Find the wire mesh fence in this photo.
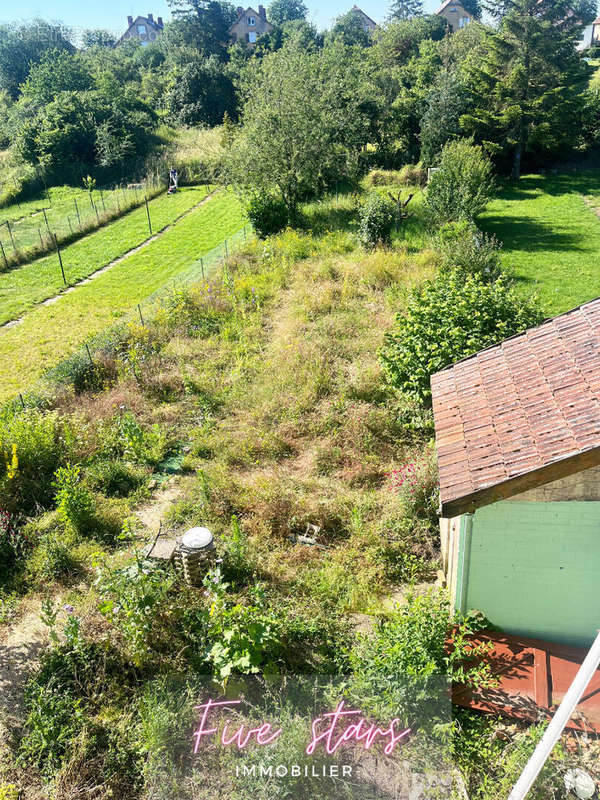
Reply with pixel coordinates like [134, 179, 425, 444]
[0, 179, 164, 270]
[11, 224, 253, 410]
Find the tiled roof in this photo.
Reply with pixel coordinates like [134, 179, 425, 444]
[431, 298, 600, 516]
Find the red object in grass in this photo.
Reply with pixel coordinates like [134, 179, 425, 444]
[452, 630, 600, 733]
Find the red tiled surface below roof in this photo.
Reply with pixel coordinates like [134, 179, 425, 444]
[431, 297, 600, 515]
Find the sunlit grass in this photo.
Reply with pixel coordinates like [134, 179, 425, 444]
[0, 191, 245, 400]
[0, 187, 209, 325]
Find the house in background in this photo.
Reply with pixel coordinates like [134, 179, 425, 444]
[229, 6, 274, 45]
[349, 5, 378, 33]
[117, 13, 164, 46]
[432, 297, 600, 648]
[577, 15, 600, 50]
[435, 0, 473, 32]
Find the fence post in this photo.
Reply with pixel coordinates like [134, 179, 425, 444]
[67, 216, 73, 235]
[138, 304, 145, 326]
[38, 228, 44, 248]
[100, 191, 106, 212]
[6, 220, 16, 251]
[42, 208, 51, 237]
[225, 239, 228, 258]
[0, 240, 7, 270]
[74, 198, 81, 228]
[85, 344, 93, 365]
[201, 257, 205, 279]
[54, 234, 66, 286]
[19, 393, 25, 410]
[145, 196, 153, 235]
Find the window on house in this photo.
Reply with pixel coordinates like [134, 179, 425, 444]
[458, 16, 470, 27]
[247, 16, 256, 25]
[138, 24, 147, 34]
[249, 31, 257, 42]
[449, 6, 457, 11]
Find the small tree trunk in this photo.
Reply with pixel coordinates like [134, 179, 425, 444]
[512, 141, 522, 180]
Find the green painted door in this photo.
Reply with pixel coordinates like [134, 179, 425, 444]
[458, 501, 600, 647]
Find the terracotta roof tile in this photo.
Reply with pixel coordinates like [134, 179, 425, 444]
[431, 297, 600, 516]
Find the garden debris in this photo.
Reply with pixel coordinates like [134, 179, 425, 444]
[288, 523, 327, 549]
[563, 768, 596, 799]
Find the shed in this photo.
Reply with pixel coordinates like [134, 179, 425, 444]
[431, 297, 600, 648]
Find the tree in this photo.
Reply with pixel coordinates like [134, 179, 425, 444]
[389, 0, 423, 21]
[0, 20, 74, 99]
[225, 42, 370, 217]
[461, 0, 482, 18]
[425, 139, 494, 224]
[166, 0, 237, 57]
[166, 56, 238, 126]
[329, 12, 373, 47]
[81, 29, 117, 48]
[21, 50, 93, 106]
[420, 72, 469, 166]
[462, 0, 595, 177]
[267, 0, 308, 25]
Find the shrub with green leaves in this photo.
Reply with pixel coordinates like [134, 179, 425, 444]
[0, 410, 72, 515]
[245, 192, 289, 238]
[86, 460, 147, 498]
[380, 270, 543, 405]
[97, 558, 175, 666]
[99, 411, 169, 467]
[358, 192, 396, 248]
[435, 221, 504, 283]
[53, 464, 95, 535]
[350, 590, 496, 721]
[425, 139, 494, 225]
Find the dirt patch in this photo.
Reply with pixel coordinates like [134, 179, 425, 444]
[135, 480, 183, 533]
[0, 596, 63, 732]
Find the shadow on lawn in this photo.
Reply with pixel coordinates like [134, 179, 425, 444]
[496, 171, 600, 201]
[481, 213, 589, 257]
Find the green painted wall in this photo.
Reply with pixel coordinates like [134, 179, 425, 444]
[458, 501, 600, 647]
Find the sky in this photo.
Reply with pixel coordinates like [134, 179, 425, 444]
[0, 0, 441, 34]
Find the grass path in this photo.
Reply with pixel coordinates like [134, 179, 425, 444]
[0, 187, 209, 326]
[0, 191, 244, 402]
[480, 171, 600, 315]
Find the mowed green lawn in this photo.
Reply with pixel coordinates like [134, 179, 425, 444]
[0, 191, 245, 402]
[0, 184, 151, 253]
[480, 171, 600, 315]
[0, 186, 208, 325]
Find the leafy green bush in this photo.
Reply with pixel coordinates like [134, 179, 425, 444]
[30, 530, 80, 582]
[399, 163, 427, 187]
[86, 459, 148, 498]
[389, 445, 439, 533]
[0, 410, 72, 514]
[435, 221, 504, 283]
[0, 508, 29, 581]
[97, 558, 175, 666]
[350, 590, 496, 720]
[160, 282, 233, 338]
[246, 192, 289, 238]
[99, 411, 169, 467]
[20, 610, 135, 780]
[358, 192, 396, 248]
[53, 464, 95, 535]
[425, 139, 494, 225]
[202, 568, 282, 683]
[380, 270, 543, 404]
[50, 348, 118, 394]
